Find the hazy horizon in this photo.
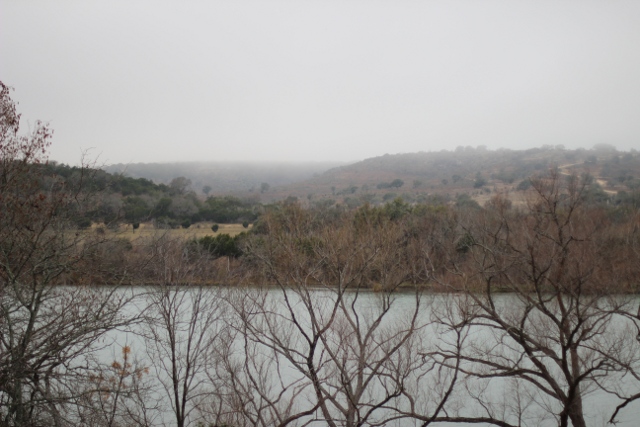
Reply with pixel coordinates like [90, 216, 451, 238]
[3, 1, 640, 166]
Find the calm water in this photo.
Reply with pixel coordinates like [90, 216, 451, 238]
[105, 288, 640, 427]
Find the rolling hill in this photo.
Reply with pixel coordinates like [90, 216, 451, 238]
[103, 145, 640, 207]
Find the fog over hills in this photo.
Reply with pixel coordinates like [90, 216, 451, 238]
[276, 145, 640, 205]
[104, 145, 640, 206]
[103, 161, 346, 195]
[6, 2, 640, 166]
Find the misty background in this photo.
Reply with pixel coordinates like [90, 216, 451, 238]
[2, 1, 640, 166]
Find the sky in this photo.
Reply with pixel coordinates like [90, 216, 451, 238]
[2, 1, 640, 166]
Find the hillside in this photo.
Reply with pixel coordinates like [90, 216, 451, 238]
[270, 145, 640, 206]
[101, 146, 640, 208]
[104, 161, 345, 195]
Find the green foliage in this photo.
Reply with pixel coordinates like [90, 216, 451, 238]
[123, 196, 149, 224]
[456, 232, 475, 253]
[626, 179, 640, 190]
[33, 144, 640, 231]
[390, 178, 404, 188]
[581, 184, 610, 206]
[336, 185, 358, 195]
[76, 217, 92, 229]
[199, 196, 259, 223]
[491, 169, 515, 184]
[110, 174, 164, 196]
[196, 233, 244, 258]
[382, 198, 411, 221]
[473, 172, 487, 189]
[614, 189, 640, 210]
[343, 197, 361, 209]
[153, 197, 173, 217]
[455, 194, 481, 210]
[377, 179, 404, 189]
[33, 159, 265, 228]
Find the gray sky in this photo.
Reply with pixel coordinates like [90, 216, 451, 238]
[2, 1, 640, 166]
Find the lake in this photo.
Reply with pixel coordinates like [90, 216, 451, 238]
[104, 287, 640, 427]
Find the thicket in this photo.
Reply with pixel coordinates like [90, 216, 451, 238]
[194, 233, 245, 258]
[28, 162, 262, 228]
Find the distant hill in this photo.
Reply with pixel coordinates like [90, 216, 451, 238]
[103, 146, 640, 207]
[271, 145, 640, 206]
[36, 144, 640, 231]
[103, 161, 346, 195]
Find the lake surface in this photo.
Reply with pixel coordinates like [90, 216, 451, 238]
[105, 287, 640, 427]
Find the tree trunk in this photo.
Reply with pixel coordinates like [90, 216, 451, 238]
[567, 346, 587, 427]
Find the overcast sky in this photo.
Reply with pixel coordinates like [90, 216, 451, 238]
[2, 1, 640, 166]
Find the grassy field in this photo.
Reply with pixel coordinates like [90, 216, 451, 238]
[92, 222, 252, 241]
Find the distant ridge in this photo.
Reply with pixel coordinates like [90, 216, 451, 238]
[274, 145, 640, 205]
[103, 146, 640, 206]
[103, 161, 346, 195]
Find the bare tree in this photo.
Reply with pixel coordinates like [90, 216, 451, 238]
[75, 345, 157, 427]
[222, 203, 457, 427]
[141, 234, 229, 427]
[0, 81, 136, 426]
[431, 171, 640, 427]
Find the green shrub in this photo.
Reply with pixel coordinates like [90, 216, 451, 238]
[76, 217, 92, 229]
[196, 233, 243, 258]
[516, 179, 532, 191]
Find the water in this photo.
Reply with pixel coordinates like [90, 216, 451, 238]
[103, 287, 640, 427]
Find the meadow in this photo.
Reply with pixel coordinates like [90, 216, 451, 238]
[93, 222, 252, 240]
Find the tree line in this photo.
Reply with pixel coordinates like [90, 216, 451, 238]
[3, 81, 640, 426]
[31, 160, 262, 230]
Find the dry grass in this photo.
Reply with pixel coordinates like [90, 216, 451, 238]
[91, 222, 251, 241]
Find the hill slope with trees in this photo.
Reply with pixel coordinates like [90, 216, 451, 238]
[274, 145, 640, 208]
[104, 160, 344, 195]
